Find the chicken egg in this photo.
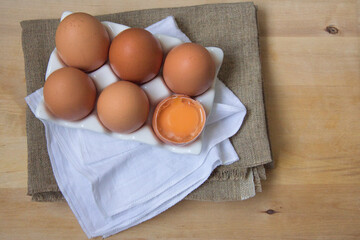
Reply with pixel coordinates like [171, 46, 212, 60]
[109, 28, 163, 84]
[163, 43, 216, 96]
[97, 81, 149, 133]
[43, 67, 97, 121]
[55, 12, 110, 72]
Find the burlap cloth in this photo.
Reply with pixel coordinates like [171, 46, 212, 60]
[22, 2, 272, 202]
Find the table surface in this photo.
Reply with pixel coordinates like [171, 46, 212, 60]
[1, 0, 359, 239]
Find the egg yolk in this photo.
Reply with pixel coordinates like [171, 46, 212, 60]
[155, 96, 205, 144]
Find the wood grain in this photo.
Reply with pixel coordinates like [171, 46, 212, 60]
[0, 0, 359, 239]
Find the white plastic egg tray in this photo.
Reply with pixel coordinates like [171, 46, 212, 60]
[35, 11, 224, 155]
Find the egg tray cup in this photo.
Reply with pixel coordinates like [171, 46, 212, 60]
[35, 11, 224, 155]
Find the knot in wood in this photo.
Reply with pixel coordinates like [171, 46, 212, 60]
[265, 209, 276, 215]
[325, 25, 339, 34]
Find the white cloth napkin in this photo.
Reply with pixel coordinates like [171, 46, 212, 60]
[25, 16, 247, 238]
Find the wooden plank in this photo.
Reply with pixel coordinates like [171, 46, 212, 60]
[1, 186, 359, 239]
[260, 37, 360, 86]
[259, 35, 360, 185]
[1, 0, 358, 35]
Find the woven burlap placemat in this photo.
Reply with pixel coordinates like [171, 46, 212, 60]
[22, 2, 272, 201]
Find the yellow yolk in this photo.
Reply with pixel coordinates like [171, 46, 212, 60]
[154, 96, 206, 144]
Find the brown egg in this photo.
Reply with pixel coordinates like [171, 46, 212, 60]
[97, 81, 149, 133]
[163, 43, 216, 96]
[55, 12, 110, 72]
[109, 28, 163, 84]
[44, 67, 97, 121]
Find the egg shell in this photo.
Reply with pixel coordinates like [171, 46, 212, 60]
[43, 67, 97, 121]
[55, 12, 110, 72]
[97, 81, 150, 133]
[163, 43, 216, 96]
[109, 28, 163, 84]
[152, 95, 206, 146]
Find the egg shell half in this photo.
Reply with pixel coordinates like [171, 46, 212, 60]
[152, 95, 206, 146]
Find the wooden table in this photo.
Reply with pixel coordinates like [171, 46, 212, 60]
[1, 0, 359, 239]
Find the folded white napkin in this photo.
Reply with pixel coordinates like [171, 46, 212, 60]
[25, 16, 247, 238]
